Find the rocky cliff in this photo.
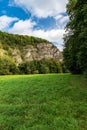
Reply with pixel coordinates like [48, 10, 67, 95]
[0, 31, 62, 65]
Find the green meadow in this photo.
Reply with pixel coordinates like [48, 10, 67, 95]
[0, 74, 87, 130]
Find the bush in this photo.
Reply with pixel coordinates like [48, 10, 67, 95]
[18, 59, 63, 74]
[0, 56, 18, 75]
[19, 61, 37, 74]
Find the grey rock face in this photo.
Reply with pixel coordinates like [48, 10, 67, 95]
[0, 42, 63, 64]
[23, 43, 62, 62]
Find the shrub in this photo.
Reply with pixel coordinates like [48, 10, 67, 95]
[18, 59, 63, 74]
[0, 56, 18, 75]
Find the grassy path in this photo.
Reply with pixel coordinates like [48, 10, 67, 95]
[0, 74, 87, 130]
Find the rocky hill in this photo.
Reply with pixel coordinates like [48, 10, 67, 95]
[0, 31, 62, 65]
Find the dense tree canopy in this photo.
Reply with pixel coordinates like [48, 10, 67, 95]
[63, 0, 87, 74]
[18, 59, 63, 75]
[0, 31, 48, 48]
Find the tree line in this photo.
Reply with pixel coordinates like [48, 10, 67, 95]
[63, 0, 87, 74]
[0, 57, 67, 75]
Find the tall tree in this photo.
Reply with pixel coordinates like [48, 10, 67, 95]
[63, 0, 87, 74]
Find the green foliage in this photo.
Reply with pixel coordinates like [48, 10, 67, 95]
[0, 31, 48, 49]
[39, 59, 63, 73]
[61, 63, 69, 73]
[18, 59, 63, 74]
[63, 0, 87, 74]
[0, 56, 19, 75]
[19, 61, 37, 74]
[38, 60, 50, 74]
[0, 31, 63, 75]
[0, 74, 86, 129]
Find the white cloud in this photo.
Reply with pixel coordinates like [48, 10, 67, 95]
[12, 0, 68, 18]
[59, 16, 69, 24]
[55, 14, 69, 29]
[8, 19, 36, 34]
[8, 19, 65, 50]
[32, 29, 64, 44]
[0, 15, 18, 31]
[31, 29, 65, 51]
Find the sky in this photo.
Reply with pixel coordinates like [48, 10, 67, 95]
[0, 0, 69, 51]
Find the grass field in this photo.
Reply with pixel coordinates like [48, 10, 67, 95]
[0, 74, 87, 130]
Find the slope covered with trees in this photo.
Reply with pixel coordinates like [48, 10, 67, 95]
[0, 31, 63, 75]
[63, 0, 87, 74]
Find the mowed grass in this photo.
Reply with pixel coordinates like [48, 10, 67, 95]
[0, 74, 87, 130]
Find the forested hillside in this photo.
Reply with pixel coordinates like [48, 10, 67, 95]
[0, 31, 63, 75]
